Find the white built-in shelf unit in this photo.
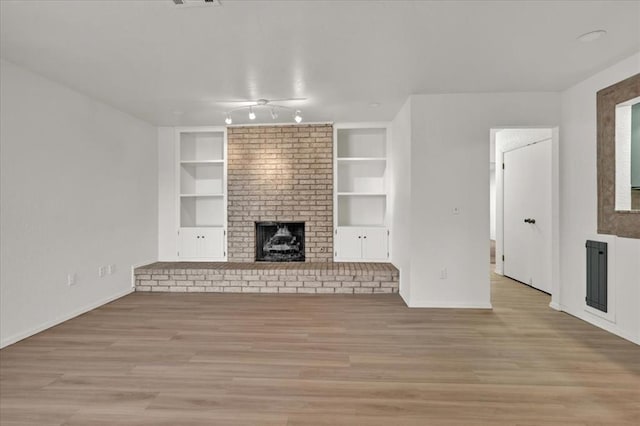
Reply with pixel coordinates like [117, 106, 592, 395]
[335, 127, 388, 227]
[178, 130, 226, 228]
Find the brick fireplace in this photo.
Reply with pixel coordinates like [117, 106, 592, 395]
[227, 124, 333, 262]
[135, 123, 399, 294]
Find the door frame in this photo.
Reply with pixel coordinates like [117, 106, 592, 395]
[492, 127, 561, 310]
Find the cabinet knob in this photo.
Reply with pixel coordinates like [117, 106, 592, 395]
[358, 236, 361, 239]
[363, 236, 367, 239]
[197, 236, 200, 239]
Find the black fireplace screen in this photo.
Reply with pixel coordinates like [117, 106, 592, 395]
[255, 221, 305, 262]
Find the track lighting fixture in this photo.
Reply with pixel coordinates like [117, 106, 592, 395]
[223, 98, 303, 124]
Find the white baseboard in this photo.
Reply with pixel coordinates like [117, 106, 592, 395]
[399, 288, 410, 307]
[560, 303, 639, 345]
[0, 288, 134, 349]
[408, 300, 493, 309]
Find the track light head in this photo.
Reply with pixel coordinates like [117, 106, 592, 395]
[294, 110, 303, 123]
[224, 114, 232, 125]
[270, 108, 278, 120]
[248, 107, 256, 120]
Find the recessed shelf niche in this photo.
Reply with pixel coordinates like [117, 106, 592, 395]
[337, 194, 387, 227]
[180, 196, 225, 228]
[337, 160, 386, 193]
[335, 125, 388, 229]
[337, 128, 386, 158]
[180, 132, 224, 162]
[180, 163, 224, 195]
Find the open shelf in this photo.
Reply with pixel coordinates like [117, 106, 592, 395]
[180, 162, 224, 195]
[337, 194, 386, 227]
[337, 160, 386, 193]
[337, 128, 386, 158]
[180, 132, 224, 162]
[180, 196, 224, 228]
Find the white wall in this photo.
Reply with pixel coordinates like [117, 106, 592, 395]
[0, 60, 158, 348]
[390, 99, 412, 302]
[158, 127, 176, 260]
[405, 93, 560, 308]
[559, 53, 640, 344]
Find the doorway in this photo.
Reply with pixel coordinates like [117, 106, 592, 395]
[491, 128, 558, 300]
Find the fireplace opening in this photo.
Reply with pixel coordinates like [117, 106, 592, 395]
[255, 221, 305, 262]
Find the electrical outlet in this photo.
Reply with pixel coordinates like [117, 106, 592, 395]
[98, 266, 106, 278]
[67, 273, 77, 286]
[107, 264, 116, 275]
[440, 268, 448, 279]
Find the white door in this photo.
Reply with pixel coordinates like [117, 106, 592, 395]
[335, 227, 362, 259]
[503, 140, 552, 293]
[362, 228, 388, 260]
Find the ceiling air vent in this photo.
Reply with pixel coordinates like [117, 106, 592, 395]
[172, 0, 222, 8]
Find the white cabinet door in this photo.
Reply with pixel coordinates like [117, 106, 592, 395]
[200, 228, 225, 259]
[179, 228, 225, 260]
[179, 228, 199, 259]
[335, 227, 363, 260]
[335, 227, 389, 261]
[362, 227, 388, 261]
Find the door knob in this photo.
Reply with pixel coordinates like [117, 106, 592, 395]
[529, 218, 536, 224]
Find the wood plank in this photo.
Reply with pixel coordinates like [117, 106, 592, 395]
[1, 272, 639, 425]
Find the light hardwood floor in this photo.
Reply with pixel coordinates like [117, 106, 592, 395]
[1, 273, 639, 425]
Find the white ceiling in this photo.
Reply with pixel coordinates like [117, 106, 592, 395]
[1, 0, 639, 126]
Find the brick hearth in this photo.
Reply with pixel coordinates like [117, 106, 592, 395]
[135, 262, 399, 294]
